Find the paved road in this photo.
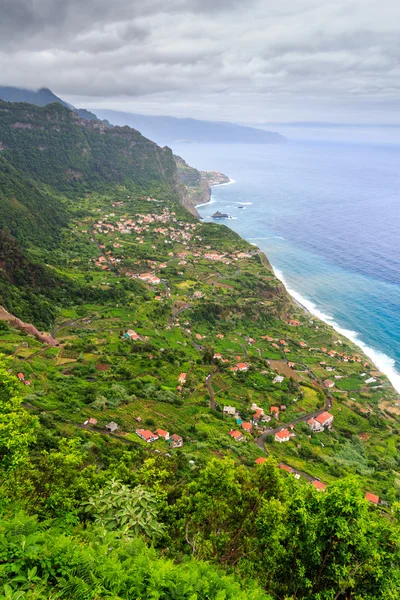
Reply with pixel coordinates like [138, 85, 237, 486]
[168, 303, 191, 326]
[257, 395, 333, 449]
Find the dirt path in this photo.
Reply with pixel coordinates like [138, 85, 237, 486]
[205, 370, 219, 410]
[0, 305, 57, 346]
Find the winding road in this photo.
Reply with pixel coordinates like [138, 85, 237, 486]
[257, 395, 333, 450]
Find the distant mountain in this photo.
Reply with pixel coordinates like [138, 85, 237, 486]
[0, 86, 107, 125]
[93, 110, 287, 145]
[0, 86, 72, 108]
[0, 86, 286, 144]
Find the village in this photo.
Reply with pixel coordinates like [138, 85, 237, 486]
[2, 190, 398, 504]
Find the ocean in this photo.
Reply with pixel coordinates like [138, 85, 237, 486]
[172, 137, 400, 392]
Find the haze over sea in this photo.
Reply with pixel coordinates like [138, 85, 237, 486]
[172, 130, 400, 392]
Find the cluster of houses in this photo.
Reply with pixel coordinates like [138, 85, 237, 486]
[86, 419, 184, 449]
[16, 372, 31, 385]
[136, 428, 183, 448]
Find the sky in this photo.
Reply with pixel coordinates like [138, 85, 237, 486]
[1, 0, 400, 124]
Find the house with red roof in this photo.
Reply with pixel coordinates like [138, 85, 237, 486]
[307, 417, 324, 432]
[275, 429, 290, 443]
[365, 492, 379, 505]
[242, 421, 252, 432]
[323, 379, 335, 388]
[313, 480, 326, 491]
[279, 464, 293, 473]
[169, 434, 183, 448]
[178, 373, 187, 385]
[252, 408, 264, 424]
[228, 429, 245, 442]
[156, 429, 170, 440]
[270, 406, 279, 418]
[236, 362, 249, 371]
[315, 412, 334, 428]
[255, 457, 267, 464]
[136, 429, 159, 443]
[125, 329, 140, 340]
[17, 372, 24, 381]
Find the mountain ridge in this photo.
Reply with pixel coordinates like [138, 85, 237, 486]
[0, 85, 287, 145]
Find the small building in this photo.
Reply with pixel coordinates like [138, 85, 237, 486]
[275, 429, 290, 443]
[223, 405, 236, 416]
[270, 406, 280, 418]
[242, 421, 252, 432]
[236, 362, 249, 372]
[315, 411, 334, 428]
[213, 353, 222, 360]
[136, 429, 159, 443]
[169, 434, 183, 448]
[307, 418, 324, 432]
[365, 492, 379, 505]
[255, 457, 267, 465]
[156, 428, 169, 440]
[228, 429, 245, 442]
[273, 375, 284, 384]
[323, 379, 335, 388]
[312, 480, 326, 491]
[125, 329, 140, 340]
[278, 464, 293, 473]
[178, 373, 187, 385]
[105, 421, 119, 433]
[17, 372, 24, 381]
[252, 409, 264, 423]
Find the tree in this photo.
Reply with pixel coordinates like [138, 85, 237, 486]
[0, 355, 38, 470]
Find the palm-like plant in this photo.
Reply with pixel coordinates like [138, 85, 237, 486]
[83, 478, 165, 539]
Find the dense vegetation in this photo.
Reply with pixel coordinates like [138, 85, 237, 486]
[1, 99, 400, 598]
[1, 356, 400, 599]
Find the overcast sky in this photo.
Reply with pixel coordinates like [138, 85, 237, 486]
[1, 0, 400, 124]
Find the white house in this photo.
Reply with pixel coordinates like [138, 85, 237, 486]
[307, 418, 324, 432]
[275, 429, 290, 443]
[315, 411, 334, 428]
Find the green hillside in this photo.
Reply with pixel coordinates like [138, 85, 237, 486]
[1, 99, 400, 599]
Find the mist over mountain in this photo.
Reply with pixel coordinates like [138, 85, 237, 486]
[0, 86, 72, 108]
[0, 85, 286, 145]
[94, 110, 287, 145]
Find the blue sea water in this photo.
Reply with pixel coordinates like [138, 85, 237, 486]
[172, 139, 400, 392]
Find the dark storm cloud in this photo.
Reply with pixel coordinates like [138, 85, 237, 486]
[0, 0, 399, 122]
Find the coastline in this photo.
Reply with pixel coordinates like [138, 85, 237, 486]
[196, 178, 400, 395]
[195, 178, 236, 208]
[272, 265, 400, 394]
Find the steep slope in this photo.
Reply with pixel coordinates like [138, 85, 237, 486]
[0, 100, 184, 327]
[0, 154, 67, 247]
[175, 154, 230, 216]
[0, 86, 287, 144]
[0, 101, 178, 196]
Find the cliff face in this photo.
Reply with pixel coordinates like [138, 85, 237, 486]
[0, 101, 178, 195]
[174, 154, 230, 216]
